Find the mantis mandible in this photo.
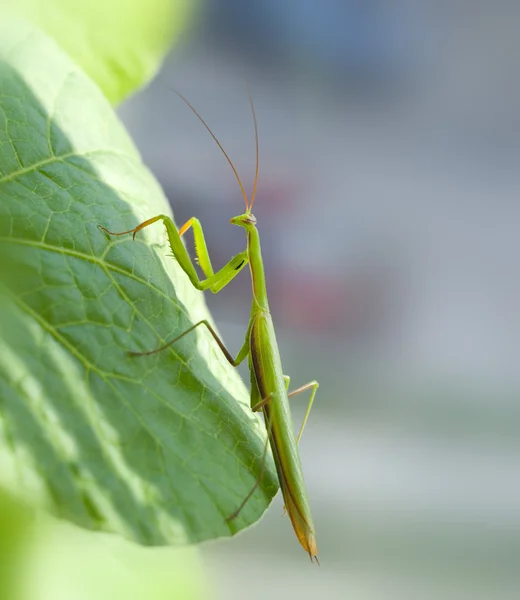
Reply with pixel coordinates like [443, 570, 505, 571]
[100, 91, 319, 562]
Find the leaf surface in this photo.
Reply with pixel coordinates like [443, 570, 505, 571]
[0, 19, 277, 546]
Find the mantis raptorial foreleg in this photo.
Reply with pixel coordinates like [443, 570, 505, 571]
[99, 214, 249, 293]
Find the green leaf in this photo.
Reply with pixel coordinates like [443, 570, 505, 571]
[0, 489, 33, 600]
[0, 18, 277, 547]
[2, 0, 196, 104]
[23, 517, 208, 600]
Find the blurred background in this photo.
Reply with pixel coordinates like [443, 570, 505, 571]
[114, 1, 520, 598]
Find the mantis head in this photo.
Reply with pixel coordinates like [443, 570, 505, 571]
[230, 212, 257, 229]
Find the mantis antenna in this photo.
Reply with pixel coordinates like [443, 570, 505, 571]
[172, 90, 250, 211]
[246, 86, 259, 211]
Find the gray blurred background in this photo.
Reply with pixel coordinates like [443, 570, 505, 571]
[118, 2, 520, 598]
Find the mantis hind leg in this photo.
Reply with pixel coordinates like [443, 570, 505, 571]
[226, 386, 275, 523]
[282, 378, 319, 515]
[229, 377, 320, 520]
[288, 380, 319, 444]
[278, 376, 319, 443]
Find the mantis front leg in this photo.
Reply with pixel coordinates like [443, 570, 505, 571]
[100, 214, 248, 293]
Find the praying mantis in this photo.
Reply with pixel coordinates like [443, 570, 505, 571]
[100, 91, 319, 562]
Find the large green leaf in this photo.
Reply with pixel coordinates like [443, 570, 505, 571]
[0, 18, 277, 547]
[2, 0, 195, 104]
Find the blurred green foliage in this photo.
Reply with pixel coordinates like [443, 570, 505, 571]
[0, 489, 207, 600]
[0, 489, 33, 600]
[1, 0, 197, 104]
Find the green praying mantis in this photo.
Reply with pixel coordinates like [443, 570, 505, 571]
[100, 91, 319, 562]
